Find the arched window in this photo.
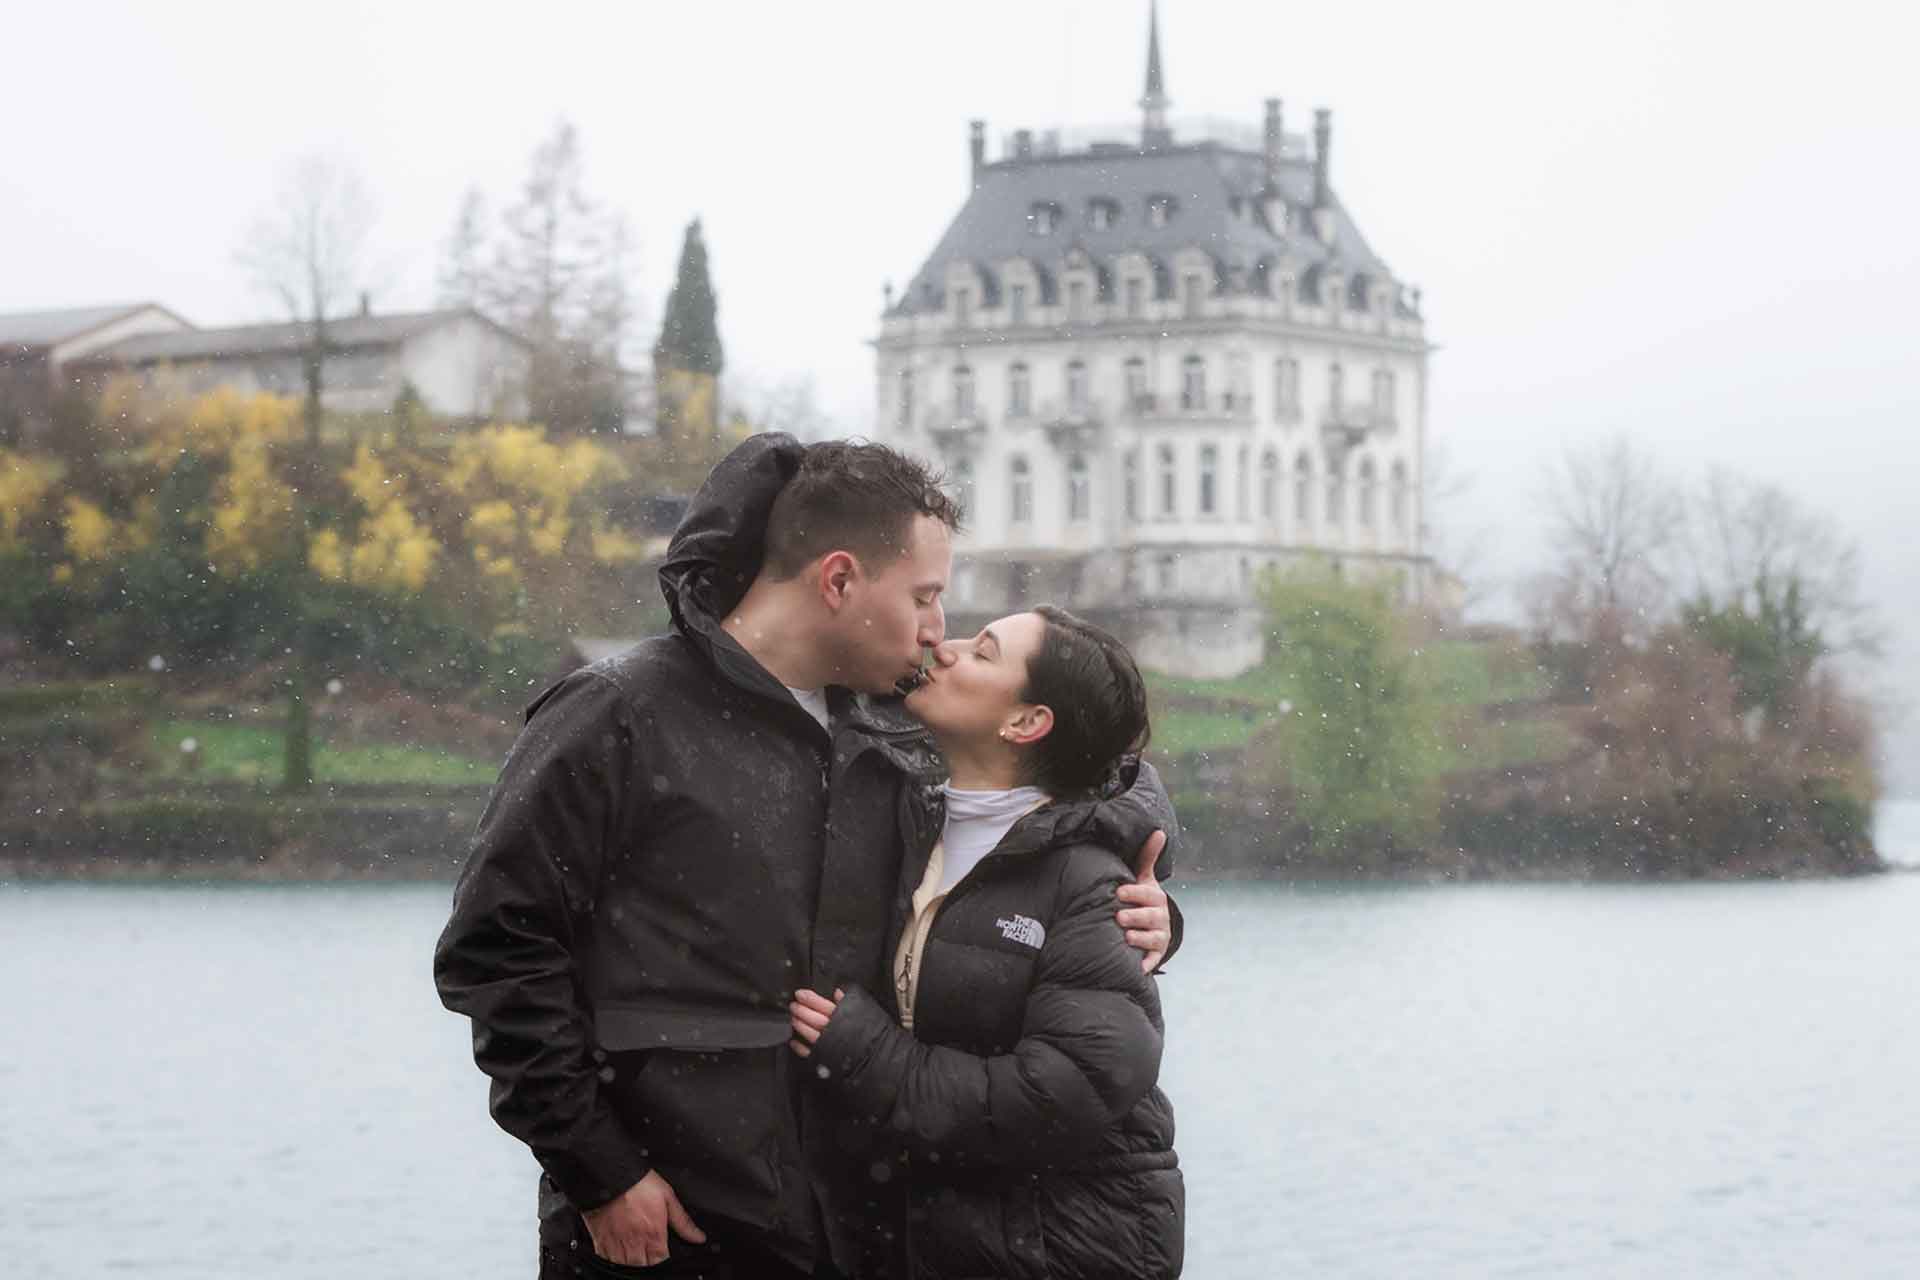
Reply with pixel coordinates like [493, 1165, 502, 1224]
[1326, 460, 1346, 531]
[1236, 444, 1250, 520]
[1390, 460, 1410, 539]
[951, 456, 975, 521]
[1327, 361, 1344, 410]
[1260, 449, 1279, 522]
[1065, 359, 1088, 413]
[1157, 443, 1177, 517]
[1294, 451, 1314, 532]
[1067, 453, 1091, 522]
[1155, 553, 1177, 594]
[954, 365, 975, 418]
[1007, 363, 1030, 418]
[1124, 356, 1149, 408]
[1124, 449, 1140, 521]
[897, 368, 915, 429]
[1198, 445, 1219, 516]
[1009, 455, 1032, 524]
[1180, 356, 1206, 411]
[1358, 457, 1378, 532]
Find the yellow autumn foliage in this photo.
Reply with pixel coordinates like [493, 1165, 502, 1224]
[206, 435, 296, 573]
[311, 444, 442, 594]
[62, 497, 118, 562]
[443, 425, 632, 581]
[0, 449, 64, 549]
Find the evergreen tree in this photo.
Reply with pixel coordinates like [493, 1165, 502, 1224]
[650, 219, 727, 473]
[654, 219, 723, 376]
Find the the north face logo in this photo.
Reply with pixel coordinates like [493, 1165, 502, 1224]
[995, 914, 1046, 949]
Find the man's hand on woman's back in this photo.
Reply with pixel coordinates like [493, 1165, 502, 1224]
[1116, 829, 1172, 973]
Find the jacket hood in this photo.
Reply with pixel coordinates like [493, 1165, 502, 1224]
[656, 433, 806, 699]
[659, 432, 805, 632]
[997, 757, 1181, 871]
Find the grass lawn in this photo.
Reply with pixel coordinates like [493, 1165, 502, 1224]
[148, 719, 498, 785]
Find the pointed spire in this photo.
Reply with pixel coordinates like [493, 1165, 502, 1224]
[1145, 0, 1165, 99]
[1139, 0, 1172, 149]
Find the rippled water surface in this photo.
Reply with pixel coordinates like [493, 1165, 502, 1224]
[5, 804, 1918, 1277]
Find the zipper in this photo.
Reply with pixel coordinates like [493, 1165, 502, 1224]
[896, 805, 1050, 1029]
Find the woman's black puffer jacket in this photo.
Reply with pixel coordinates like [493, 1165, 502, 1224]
[808, 764, 1183, 1280]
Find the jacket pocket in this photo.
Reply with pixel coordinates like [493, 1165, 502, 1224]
[593, 1002, 791, 1230]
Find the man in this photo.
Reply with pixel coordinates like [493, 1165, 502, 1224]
[435, 434, 1180, 1278]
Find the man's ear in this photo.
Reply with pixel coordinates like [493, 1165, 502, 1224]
[1007, 704, 1054, 746]
[817, 551, 858, 612]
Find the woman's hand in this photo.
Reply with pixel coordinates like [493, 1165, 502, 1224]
[789, 987, 843, 1057]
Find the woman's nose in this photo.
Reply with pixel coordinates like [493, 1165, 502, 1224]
[930, 641, 961, 667]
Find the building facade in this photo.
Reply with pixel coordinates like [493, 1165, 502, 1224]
[0, 303, 192, 444]
[70, 308, 529, 421]
[872, 13, 1432, 676]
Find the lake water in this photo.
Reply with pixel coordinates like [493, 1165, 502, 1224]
[4, 803, 1918, 1278]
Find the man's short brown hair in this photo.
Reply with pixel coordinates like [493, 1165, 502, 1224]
[762, 441, 962, 579]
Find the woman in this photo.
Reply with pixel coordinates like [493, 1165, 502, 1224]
[790, 605, 1183, 1279]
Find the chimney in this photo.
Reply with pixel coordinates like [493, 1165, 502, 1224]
[1263, 98, 1284, 191]
[1013, 129, 1034, 161]
[969, 120, 986, 183]
[1312, 108, 1332, 209]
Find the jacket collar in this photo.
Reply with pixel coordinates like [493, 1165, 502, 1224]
[982, 756, 1169, 865]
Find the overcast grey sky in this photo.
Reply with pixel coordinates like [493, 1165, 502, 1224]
[7, 0, 1918, 788]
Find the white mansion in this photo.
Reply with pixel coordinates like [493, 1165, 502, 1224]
[871, 13, 1433, 677]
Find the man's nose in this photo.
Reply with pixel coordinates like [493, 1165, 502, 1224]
[919, 604, 947, 651]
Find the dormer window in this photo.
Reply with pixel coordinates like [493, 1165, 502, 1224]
[1125, 277, 1145, 319]
[1182, 273, 1205, 317]
[1027, 202, 1061, 235]
[953, 286, 971, 327]
[1146, 195, 1177, 229]
[1087, 198, 1120, 231]
[1066, 280, 1088, 323]
[1009, 283, 1028, 326]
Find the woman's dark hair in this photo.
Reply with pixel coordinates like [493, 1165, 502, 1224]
[1019, 605, 1152, 795]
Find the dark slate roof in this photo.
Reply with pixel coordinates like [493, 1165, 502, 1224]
[77, 308, 522, 365]
[0, 303, 183, 351]
[895, 142, 1388, 314]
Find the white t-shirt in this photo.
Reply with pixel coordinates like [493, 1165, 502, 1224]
[937, 784, 1051, 894]
[785, 685, 830, 732]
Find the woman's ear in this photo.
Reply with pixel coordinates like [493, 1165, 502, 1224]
[1006, 704, 1054, 746]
